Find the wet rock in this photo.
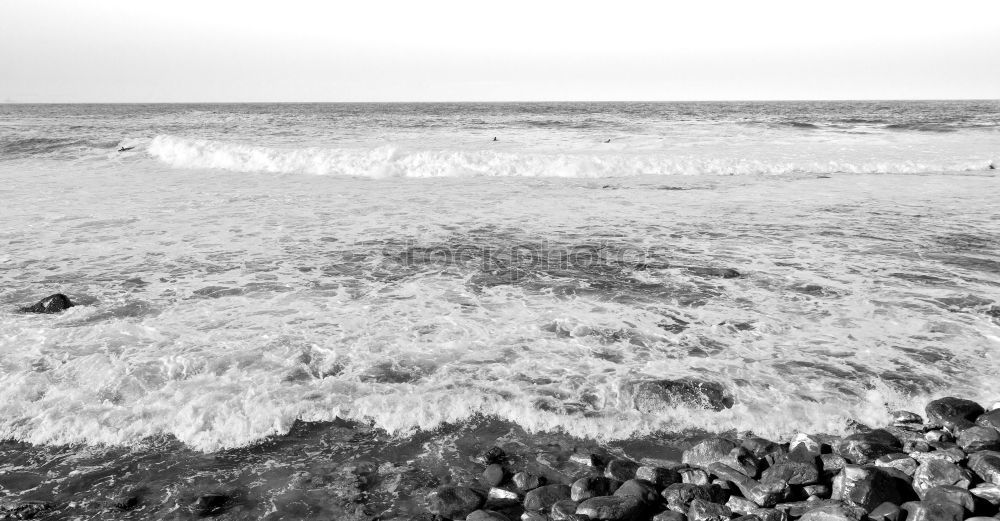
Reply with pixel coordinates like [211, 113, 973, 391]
[189, 493, 233, 517]
[802, 484, 831, 499]
[904, 439, 932, 453]
[900, 499, 964, 521]
[686, 267, 741, 279]
[0, 500, 51, 519]
[19, 293, 74, 313]
[743, 438, 782, 459]
[571, 476, 619, 502]
[689, 498, 732, 521]
[968, 450, 1000, 484]
[910, 448, 963, 465]
[569, 452, 607, 468]
[427, 486, 486, 519]
[775, 500, 842, 518]
[489, 488, 519, 501]
[520, 513, 547, 521]
[551, 499, 579, 520]
[830, 465, 903, 511]
[614, 479, 662, 504]
[912, 459, 973, 498]
[708, 463, 788, 507]
[484, 464, 508, 487]
[875, 454, 918, 476]
[868, 501, 901, 521]
[760, 461, 819, 485]
[892, 411, 924, 426]
[836, 429, 902, 465]
[513, 472, 544, 492]
[576, 495, 647, 520]
[111, 493, 140, 511]
[683, 438, 739, 469]
[479, 446, 508, 465]
[790, 433, 824, 460]
[524, 484, 572, 512]
[925, 397, 984, 431]
[969, 483, 1000, 505]
[654, 511, 688, 521]
[976, 409, 1000, 431]
[797, 503, 866, 521]
[633, 379, 735, 413]
[726, 496, 760, 515]
[637, 465, 682, 488]
[922, 485, 974, 511]
[605, 459, 640, 481]
[957, 426, 1000, 452]
[819, 454, 847, 478]
[733, 516, 762, 521]
[467, 510, 511, 521]
[924, 430, 953, 443]
[663, 483, 714, 512]
[681, 468, 712, 485]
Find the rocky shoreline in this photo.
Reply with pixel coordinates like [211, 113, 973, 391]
[415, 397, 1000, 521]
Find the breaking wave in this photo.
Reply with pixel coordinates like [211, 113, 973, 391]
[148, 134, 995, 178]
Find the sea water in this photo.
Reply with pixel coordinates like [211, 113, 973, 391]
[1, 101, 999, 517]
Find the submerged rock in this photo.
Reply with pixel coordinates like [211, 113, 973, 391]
[19, 293, 74, 313]
[686, 267, 741, 279]
[632, 379, 735, 413]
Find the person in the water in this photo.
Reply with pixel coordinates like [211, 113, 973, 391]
[118, 146, 134, 152]
[492, 137, 497, 141]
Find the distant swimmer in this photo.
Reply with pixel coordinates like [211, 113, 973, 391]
[604, 139, 611, 143]
[990, 163, 996, 170]
[118, 146, 134, 152]
[492, 137, 497, 141]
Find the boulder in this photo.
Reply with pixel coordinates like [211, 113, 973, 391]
[910, 448, 963, 465]
[797, 503, 866, 521]
[479, 446, 507, 465]
[513, 471, 544, 492]
[683, 438, 738, 470]
[708, 462, 788, 507]
[802, 484, 831, 499]
[605, 459, 640, 481]
[922, 485, 974, 511]
[819, 454, 847, 478]
[467, 510, 511, 521]
[750, 508, 788, 521]
[760, 461, 819, 485]
[925, 397, 984, 431]
[524, 484, 572, 512]
[868, 501, 901, 521]
[968, 451, 1000, 484]
[726, 496, 759, 515]
[874, 454, 918, 476]
[571, 476, 619, 502]
[576, 495, 647, 520]
[551, 499, 579, 520]
[688, 498, 732, 521]
[638, 466, 683, 488]
[633, 379, 735, 413]
[900, 500, 964, 521]
[663, 483, 713, 512]
[427, 486, 486, 519]
[912, 460, 973, 498]
[830, 465, 903, 511]
[957, 426, 1000, 452]
[976, 409, 1000, 431]
[891, 411, 924, 426]
[653, 511, 688, 521]
[569, 452, 607, 468]
[681, 468, 712, 485]
[836, 430, 902, 465]
[775, 501, 842, 518]
[743, 438, 782, 459]
[924, 430, 953, 443]
[483, 464, 507, 487]
[969, 483, 1000, 505]
[614, 479, 662, 505]
[19, 293, 74, 313]
[789, 433, 824, 461]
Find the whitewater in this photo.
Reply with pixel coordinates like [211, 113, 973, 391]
[0, 102, 999, 473]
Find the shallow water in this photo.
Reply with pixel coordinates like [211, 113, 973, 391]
[1, 102, 999, 518]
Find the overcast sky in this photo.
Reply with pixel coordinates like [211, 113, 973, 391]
[1, 0, 998, 102]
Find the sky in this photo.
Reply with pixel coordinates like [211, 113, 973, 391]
[1, 0, 998, 102]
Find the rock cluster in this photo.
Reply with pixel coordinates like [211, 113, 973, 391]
[418, 397, 1000, 521]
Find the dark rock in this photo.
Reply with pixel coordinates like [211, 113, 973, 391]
[957, 426, 1000, 452]
[707, 462, 788, 507]
[790, 434, 824, 461]
[569, 452, 608, 468]
[925, 397, 985, 431]
[112, 493, 140, 511]
[819, 454, 847, 478]
[976, 410, 1000, 431]
[875, 454, 918, 476]
[904, 439, 932, 453]
[912, 459, 973, 498]
[892, 411, 924, 425]
[743, 438, 782, 459]
[427, 486, 486, 519]
[836, 429, 902, 465]
[483, 463, 507, 487]
[911, 446, 963, 464]
[688, 498, 732, 521]
[654, 512, 688, 521]
[638, 466, 683, 488]
[633, 379, 735, 413]
[663, 483, 713, 512]
[524, 484, 572, 512]
[479, 446, 507, 465]
[802, 484, 831, 499]
[551, 499, 579, 520]
[681, 468, 712, 485]
[726, 496, 760, 515]
[750, 508, 789, 521]
[900, 499, 964, 521]
[733, 516, 762, 521]
[969, 483, 1000, 505]
[924, 430, 953, 443]
[513, 471, 544, 491]
[614, 479, 663, 505]
[467, 510, 512, 521]
[761, 461, 819, 485]
[868, 501, 901, 521]
[799, 503, 866, 521]
[576, 495, 647, 520]
[571, 476, 619, 502]
[605, 459, 640, 481]
[923, 485, 974, 511]
[830, 465, 903, 511]
[19, 293, 74, 313]
[189, 493, 233, 516]
[686, 267, 741, 279]
[683, 438, 739, 469]
[968, 451, 1000, 484]
[0, 500, 52, 519]
[775, 500, 842, 518]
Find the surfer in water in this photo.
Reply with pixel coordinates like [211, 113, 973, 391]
[118, 146, 134, 152]
[604, 139, 611, 143]
[492, 137, 497, 141]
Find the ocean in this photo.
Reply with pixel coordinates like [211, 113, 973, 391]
[1, 101, 999, 519]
